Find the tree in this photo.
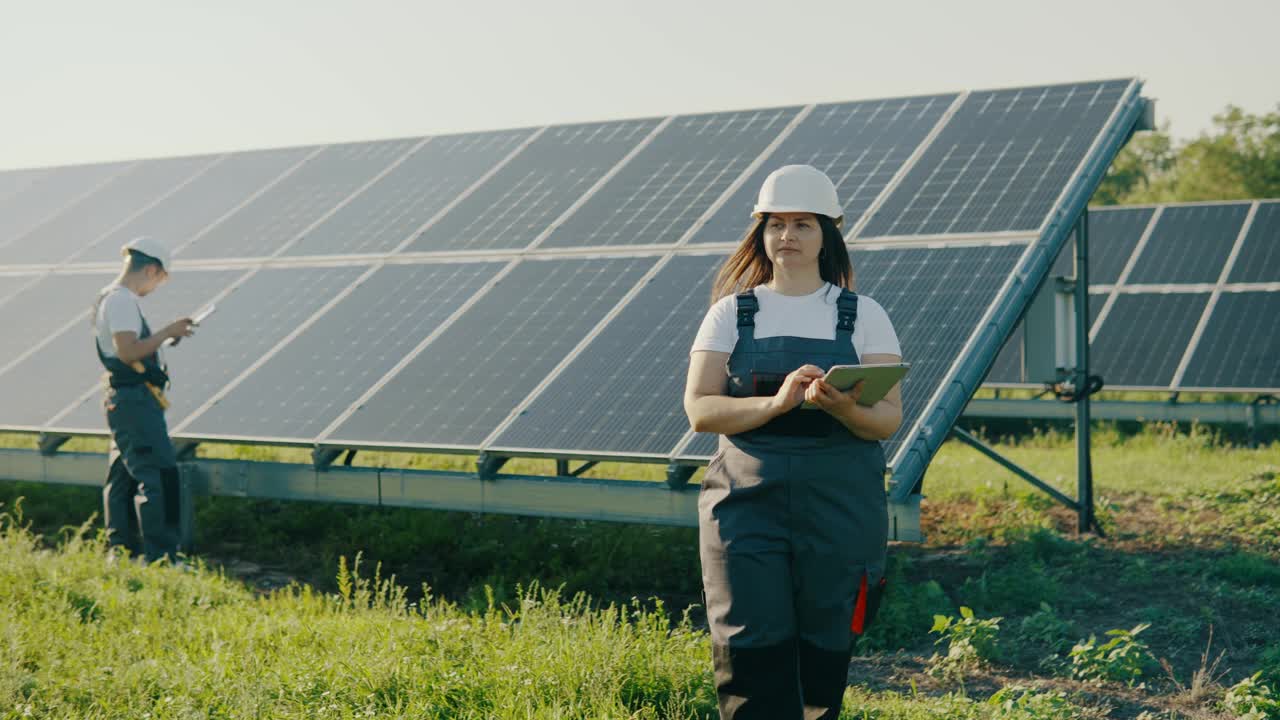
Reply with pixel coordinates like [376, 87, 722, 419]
[1093, 104, 1280, 205]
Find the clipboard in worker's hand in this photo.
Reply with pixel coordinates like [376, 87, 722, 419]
[801, 362, 910, 409]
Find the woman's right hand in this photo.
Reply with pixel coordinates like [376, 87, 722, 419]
[770, 365, 825, 416]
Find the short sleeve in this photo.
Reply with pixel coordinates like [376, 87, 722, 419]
[102, 290, 143, 337]
[854, 297, 901, 357]
[690, 295, 737, 354]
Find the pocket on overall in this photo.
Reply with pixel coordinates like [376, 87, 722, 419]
[850, 569, 888, 635]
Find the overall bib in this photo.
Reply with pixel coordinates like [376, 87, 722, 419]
[698, 287, 889, 720]
[95, 292, 180, 562]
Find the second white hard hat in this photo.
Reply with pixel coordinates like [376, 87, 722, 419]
[120, 236, 172, 272]
[753, 164, 843, 227]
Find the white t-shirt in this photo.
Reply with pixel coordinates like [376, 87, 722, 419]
[95, 284, 157, 362]
[691, 283, 901, 359]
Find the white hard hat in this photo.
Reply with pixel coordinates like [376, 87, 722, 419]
[120, 236, 171, 272]
[753, 164, 843, 227]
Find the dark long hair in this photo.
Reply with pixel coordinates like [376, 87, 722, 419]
[710, 213, 855, 302]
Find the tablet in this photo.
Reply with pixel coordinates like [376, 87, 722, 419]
[801, 362, 909, 409]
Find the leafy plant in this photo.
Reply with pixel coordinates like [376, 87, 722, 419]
[1221, 673, 1280, 720]
[1068, 623, 1154, 684]
[928, 606, 1002, 680]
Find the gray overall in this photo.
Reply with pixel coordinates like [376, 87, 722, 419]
[95, 291, 181, 562]
[698, 287, 889, 720]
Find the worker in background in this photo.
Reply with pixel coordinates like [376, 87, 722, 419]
[684, 165, 904, 719]
[94, 237, 195, 564]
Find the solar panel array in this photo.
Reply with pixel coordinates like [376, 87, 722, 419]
[0, 79, 1146, 492]
[986, 199, 1280, 393]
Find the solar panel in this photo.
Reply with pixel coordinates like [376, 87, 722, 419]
[403, 120, 661, 252]
[68, 147, 315, 264]
[52, 265, 365, 431]
[861, 80, 1131, 238]
[1179, 291, 1280, 391]
[676, 242, 1029, 462]
[326, 256, 655, 449]
[538, 108, 800, 248]
[284, 130, 535, 257]
[1086, 206, 1156, 284]
[0, 273, 114, 363]
[489, 253, 723, 457]
[12, 157, 220, 266]
[1125, 203, 1250, 285]
[1090, 292, 1210, 388]
[0, 168, 50, 205]
[0, 162, 131, 255]
[692, 94, 958, 245]
[1, 270, 242, 430]
[179, 261, 502, 442]
[177, 139, 417, 259]
[1227, 201, 1280, 283]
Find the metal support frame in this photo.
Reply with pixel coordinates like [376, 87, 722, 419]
[477, 452, 509, 480]
[312, 447, 344, 470]
[665, 463, 696, 489]
[554, 459, 597, 478]
[175, 441, 200, 462]
[1250, 396, 1279, 448]
[1073, 209, 1095, 533]
[951, 426, 1078, 512]
[952, 213, 1100, 535]
[37, 433, 70, 456]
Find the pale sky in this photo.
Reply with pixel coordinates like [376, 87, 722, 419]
[1, 0, 1276, 171]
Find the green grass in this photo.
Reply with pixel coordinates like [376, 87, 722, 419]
[2, 426, 1280, 717]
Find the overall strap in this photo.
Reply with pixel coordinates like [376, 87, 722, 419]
[835, 288, 858, 349]
[734, 290, 758, 348]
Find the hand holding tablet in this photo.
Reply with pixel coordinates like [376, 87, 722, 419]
[800, 362, 909, 409]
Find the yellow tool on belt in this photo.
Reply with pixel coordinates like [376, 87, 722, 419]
[130, 361, 170, 410]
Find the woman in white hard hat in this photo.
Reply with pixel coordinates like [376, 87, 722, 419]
[684, 165, 903, 719]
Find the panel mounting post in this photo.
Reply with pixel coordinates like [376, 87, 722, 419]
[1073, 210, 1097, 534]
[37, 434, 71, 456]
[477, 452, 508, 480]
[312, 447, 344, 470]
[665, 463, 696, 490]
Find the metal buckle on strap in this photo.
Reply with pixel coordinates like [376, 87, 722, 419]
[736, 292, 758, 328]
[836, 291, 858, 332]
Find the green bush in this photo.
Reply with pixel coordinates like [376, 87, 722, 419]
[1068, 624, 1154, 684]
[928, 606, 1002, 680]
[1221, 673, 1280, 720]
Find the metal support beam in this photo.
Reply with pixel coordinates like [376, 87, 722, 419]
[1074, 211, 1095, 534]
[556, 459, 570, 476]
[950, 426, 1078, 512]
[312, 447, 343, 470]
[1250, 396, 1279, 448]
[476, 452, 508, 480]
[342, 449, 357, 467]
[37, 434, 71, 456]
[178, 467, 197, 553]
[666, 463, 696, 489]
[175, 441, 200, 462]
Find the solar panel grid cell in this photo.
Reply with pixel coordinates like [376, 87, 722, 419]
[16, 156, 219, 265]
[1089, 292, 1210, 387]
[180, 261, 502, 441]
[328, 256, 656, 448]
[285, 130, 535, 257]
[406, 120, 661, 253]
[72, 147, 315, 264]
[1226, 201, 1280, 283]
[490, 253, 723, 456]
[693, 95, 957, 245]
[54, 265, 365, 431]
[0, 162, 133, 256]
[862, 81, 1130, 237]
[3, 269, 243, 430]
[1125, 203, 1250, 285]
[1180, 291, 1280, 390]
[178, 139, 418, 259]
[541, 108, 799, 248]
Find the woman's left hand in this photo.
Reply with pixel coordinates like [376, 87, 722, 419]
[805, 379, 862, 417]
